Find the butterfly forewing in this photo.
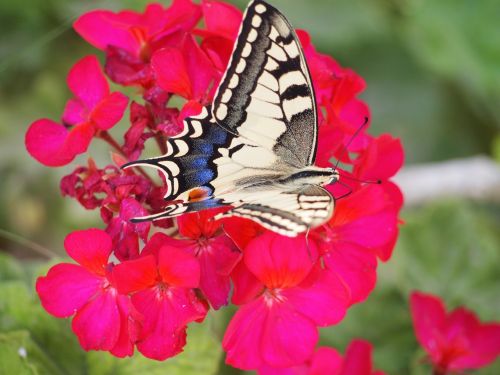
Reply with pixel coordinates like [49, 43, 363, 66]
[212, 0, 318, 168]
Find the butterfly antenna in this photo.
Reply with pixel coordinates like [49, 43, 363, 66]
[334, 116, 370, 171]
[338, 174, 382, 185]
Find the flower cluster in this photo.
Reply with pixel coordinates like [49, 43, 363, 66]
[28, 0, 405, 372]
[410, 292, 500, 374]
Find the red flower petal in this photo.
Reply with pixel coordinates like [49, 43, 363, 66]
[109, 295, 142, 358]
[309, 347, 343, 374]
[90, 91, 129, 130]
[74, 11, 139, 56]
[25, 119, 76, 167]
[223, 298, 271, 370]
[197, 234, 241, 309]
[64, 122, 95, 155]
[354, 134, 404, 181]
[284, 270, 349, 326]
[157, 245, 200, 288]
[245, 233, 317, 289]
[132, 286, 207, 360]
[152, 47, 192, 98]
[200, 0, 242, 40]
[64, 228, 112, 275]
[261, 301, 319, 368]
[113, 255, 157, 294]
[67, 56, 109, 110]
[62, 99, 86, 126]
[323, 243, 377, 305]
[36, 263, 101, 318]
[231, 260, 264, 305]
[72, 289, 121, 351]
[342, 340, 376, 375]
[410, 291, 447, 360]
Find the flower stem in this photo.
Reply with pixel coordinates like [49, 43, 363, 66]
[0, 228, 57, 259]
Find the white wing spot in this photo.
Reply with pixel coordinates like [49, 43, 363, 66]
[159, 160, 180, 176]
[260, 71, 279, 91]
[229, 74, 239, 89]
[279, 71, 307, 93]
[265, 57, 279, 71]
[268, 43, 287, 61]
[191, 120, 203, 138]
[252, 15, 262, 27]
[174, 139, 189, 156]
[242, 43, 252, 58]
[236, 59, 246, 73]
[217, 104, 228, 120]
[248, 28, 258, 42]
[283, 96, 312, 121]
[284, 42, 300, 58]
[255, 4, 267, 14]
[269, 26, 280, 42]
[221, 89, 232, 103]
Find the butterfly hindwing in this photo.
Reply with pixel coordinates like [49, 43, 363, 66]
[215, 184, 334, 236]
[212, 0, 317, 168]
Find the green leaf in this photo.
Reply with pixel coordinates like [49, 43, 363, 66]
[87, 318, 223, 375]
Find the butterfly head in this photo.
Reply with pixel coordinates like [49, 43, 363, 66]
[328, 168, 340, 185]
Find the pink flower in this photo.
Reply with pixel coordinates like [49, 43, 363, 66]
[151, 34, 218, 102]
[74, 1, 201, 87]
[113, 240, 208, 360]
[195, 0, 242, 71]
[354, 134, 405, 181]
[223, 232, 349, 370]
[74, 0, 201, 61]
[36, 229, 141, 357]
[26, 56, 128, 166]
[324, 184, 402, 262]
[410, 291, 500, 374]
[259, 340, 385, 375]
[161, 210, 242, 310]
[104, 198, 151, 261]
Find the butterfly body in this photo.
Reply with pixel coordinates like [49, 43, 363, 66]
[124, 0, 339, 236]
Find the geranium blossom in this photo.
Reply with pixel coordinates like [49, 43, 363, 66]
[410, 291, 500, 374]
[27, 0, 405, 371]
[223, 232, 350, 369]
[113, 238, 208, 360]
[36, 229, 141, 357]
[259, 340, 385, 375]
[158, 210, 242, 310]
[26, 56, 128, 166]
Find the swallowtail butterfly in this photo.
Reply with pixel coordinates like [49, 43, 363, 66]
[124, 0, 340, 237]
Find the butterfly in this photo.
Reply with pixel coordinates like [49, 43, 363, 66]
[123, 0, 340, 237]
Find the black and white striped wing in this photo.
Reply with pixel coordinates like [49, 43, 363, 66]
[216, 185, 334, 236]
[212, 0, 317, 169]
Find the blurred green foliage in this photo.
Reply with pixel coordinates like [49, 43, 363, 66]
[0, 0, 499, 374]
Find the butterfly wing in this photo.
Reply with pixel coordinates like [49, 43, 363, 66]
[123, 105, 288, 202]
[212, 0, 318, 168]
[216, 184, 334, 236]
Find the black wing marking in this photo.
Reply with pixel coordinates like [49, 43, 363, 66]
[123, 106, 233, 201]
[215, 184, 334, 236]
[212, 0, 318, 168]
[130, 198, 228, 223]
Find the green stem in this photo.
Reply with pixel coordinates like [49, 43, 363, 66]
[0, 228, 57, 259]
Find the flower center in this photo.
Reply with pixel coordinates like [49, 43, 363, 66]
[263, 288, 286, 306]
